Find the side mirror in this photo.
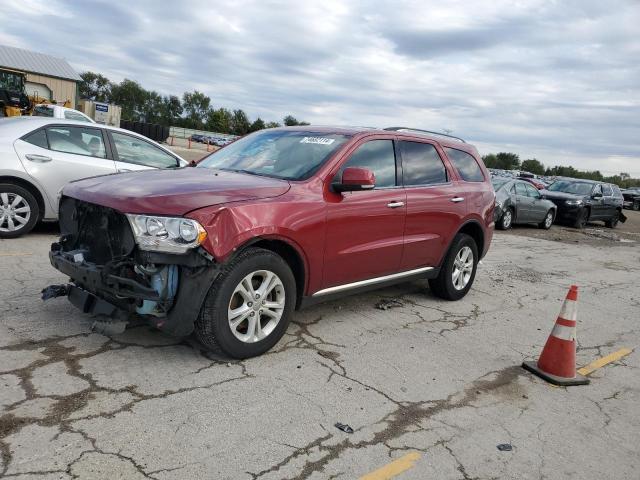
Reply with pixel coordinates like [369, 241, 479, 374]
[333, 167, 375, 192]
[592, 192, 603, 199]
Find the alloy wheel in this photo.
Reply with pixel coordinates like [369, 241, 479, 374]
[452, 246, 474, 291]
[544, 212, 553, 228]
[228, 270, 285, 343]
[502, 210, 512, 228]
[0, 192, 31, 233]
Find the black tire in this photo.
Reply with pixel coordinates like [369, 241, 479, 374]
[605, 210, 620, 229]
[0, 183, 39, 239]
[497, 208, 514, 230]
[573, 208, 589, 229]
[429, 233, 478, 301]
[632, 201, 639, 211]
[194, 247, 296, 358]
[538, 210, 554, 230]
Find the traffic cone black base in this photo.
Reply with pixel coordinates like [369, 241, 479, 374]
[522, 361, 589, 386]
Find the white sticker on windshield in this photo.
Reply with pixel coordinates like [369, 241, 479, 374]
[300, 137, 335, 145]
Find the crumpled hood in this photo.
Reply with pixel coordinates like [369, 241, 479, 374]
[63, 167, 291, 216]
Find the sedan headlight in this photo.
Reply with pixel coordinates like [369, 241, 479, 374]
[565, 199, 583, 206]
[126, 214, 207, 253]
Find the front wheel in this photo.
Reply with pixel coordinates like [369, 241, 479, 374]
[194, 247, 296, 358]
[539, 210, 554, 230]
[429, 233, 478, 301]
[632, 201, 639, 211]
[605, 211, 620, 229]
[573, 208, 589, 229]
[497, 208, 513, 230]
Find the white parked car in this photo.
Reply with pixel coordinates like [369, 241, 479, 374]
[32, 104, 95, 123]
[0, 117, 188, 238]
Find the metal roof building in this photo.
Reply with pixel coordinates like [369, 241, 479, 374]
[0, 44, 81, 106]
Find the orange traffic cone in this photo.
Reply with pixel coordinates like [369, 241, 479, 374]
[522, 285, 589, 386]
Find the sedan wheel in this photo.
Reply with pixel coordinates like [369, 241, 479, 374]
[228, 270, 285, 343]
[498, 209, 513, 230]
[539, 210, 554, 230]
[0, 184, 39, 238]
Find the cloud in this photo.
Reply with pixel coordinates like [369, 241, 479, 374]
[1, 0, 639, 174]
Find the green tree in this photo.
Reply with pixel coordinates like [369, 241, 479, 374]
[206, 108, 233, 133]
[494, 152, 520, 170]
[282, 115, 309, 126]
[158, 95, 183, 125]
[265, 121, 281, 128]
[79, 71, 111, 102]
[110, 79, 148, 121]
[520, 158, 545, 175]
[250, 117, 266, 132]
[231, 109, 251, 135]
[481, 153, 498, 168]
[182, 90, 210, 129]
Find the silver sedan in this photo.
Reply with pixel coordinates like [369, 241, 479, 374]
[0, 117, 187, 238]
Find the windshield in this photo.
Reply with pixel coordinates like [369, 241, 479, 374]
[198, 129, 351, 180]
[491, 178, 510, 190]
[547, 181, 593, 195]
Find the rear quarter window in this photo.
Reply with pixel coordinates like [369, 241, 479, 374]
[444, 147, 485, 182]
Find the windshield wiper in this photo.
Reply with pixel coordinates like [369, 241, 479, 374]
[219, 168, 263, 177]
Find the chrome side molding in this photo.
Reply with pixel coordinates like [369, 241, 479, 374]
[312, 266, 434, 297]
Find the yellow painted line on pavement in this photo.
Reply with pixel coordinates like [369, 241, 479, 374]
[0, 252, 32, 257]
[578, 348, 633, 376]
[359, 452, 421, 480]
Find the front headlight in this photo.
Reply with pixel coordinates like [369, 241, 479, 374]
[126, 214, 207, 253]
[565, 199, 583, 206]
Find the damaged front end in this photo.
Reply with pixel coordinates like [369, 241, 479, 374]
[45, 197, 219, 336]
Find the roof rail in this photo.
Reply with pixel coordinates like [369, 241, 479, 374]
[383, 127, 466, 143]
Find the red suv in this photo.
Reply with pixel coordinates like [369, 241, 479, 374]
[46, 126, 494, 358]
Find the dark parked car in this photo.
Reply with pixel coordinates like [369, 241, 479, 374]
[622, 188, 640, 211]
[45, 126, 495, 358]
[492, 178, 556, 230]
[542, 179, 625, 228]
[190, 134, 204, 143]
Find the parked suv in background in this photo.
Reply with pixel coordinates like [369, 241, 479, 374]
[622, 188, 640, 211]
[46, 126, 494, 358]
[542, 179, 625, 228]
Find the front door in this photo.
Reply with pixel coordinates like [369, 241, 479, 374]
[523, 183, 547, 222]
[14, 125, 117, 214]
[514, 181, 533, 222]
[323, 139, 406, 289]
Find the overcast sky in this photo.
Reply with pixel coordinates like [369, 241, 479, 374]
[2, 0, 639, 174]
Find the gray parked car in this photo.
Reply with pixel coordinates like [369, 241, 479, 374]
[0, 117, 187, 238]
[492, 177, 557, 230]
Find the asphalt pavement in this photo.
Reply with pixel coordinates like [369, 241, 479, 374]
[0, 227, 638, 479]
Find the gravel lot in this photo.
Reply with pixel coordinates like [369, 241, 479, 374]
[0, 219, 638, 479]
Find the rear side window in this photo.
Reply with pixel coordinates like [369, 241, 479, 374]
[46, 126, 107, 158]
[400, 141, 447, 186]
[602, 184, 613, 196]
[23, 129, 48, 149]
[445, 148, 484, 182]
[338, 140, 396, 188]
[32, 105, 54, 117]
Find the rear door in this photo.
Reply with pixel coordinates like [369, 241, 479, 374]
[13, 125, 117, 213]
[107, 130, 182, 172]
[398, 141, 466, 269]
[322, 138, 406, 288]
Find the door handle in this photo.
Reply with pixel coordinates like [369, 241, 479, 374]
[387, 201, 405, 208]
[450, 197, 465, 203]
[25, 154, 52, 163]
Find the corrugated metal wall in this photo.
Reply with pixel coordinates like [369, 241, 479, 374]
[24, 73, 77, 106]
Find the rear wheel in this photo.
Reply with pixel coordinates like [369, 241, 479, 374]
[194, 247, 296, 358]
[605, 210, 620, 229]
[632, 201, 639, 211]
[497, 208, 513, 230]
[0, 183, 39, 238]
[429, 233, 478, 301]
[573, 208, 589, 229]
[539, 210, 554, 230]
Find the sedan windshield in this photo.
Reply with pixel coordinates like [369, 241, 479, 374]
[198, 130, 351, 180]
[547, 181, 593, 196]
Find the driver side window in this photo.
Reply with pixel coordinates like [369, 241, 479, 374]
[110, 131, 178, 168]
[524, 183, 540, 198]
[336, 140, 397, 188]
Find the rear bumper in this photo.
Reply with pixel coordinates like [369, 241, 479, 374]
[48, 246, 220, 336]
